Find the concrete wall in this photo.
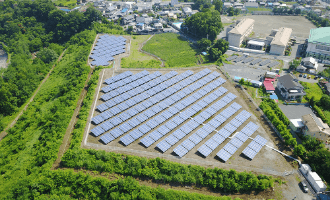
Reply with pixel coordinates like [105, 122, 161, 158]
[306, 42, 330, 60]
[228, 33, 241, 47]
[228, 46, 265, 54]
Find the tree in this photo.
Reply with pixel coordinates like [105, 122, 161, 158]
[294, 144, 307, 157]
[36, 48, 58, 63]
[239, 78, 245, 85]
[127, 26, 133, 34]
[212, 39, 229, 54]
[294, 8, 301, 15]
[208, 47, 222, 61]
[227, 7, 234, 16]
[197, 38, 211, 51]
[289, 58, 301, 69]
[213, 0, 223, 13]
[319, 95, 330, 110]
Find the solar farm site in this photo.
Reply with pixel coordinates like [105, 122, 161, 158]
[83, 67, 287, 171]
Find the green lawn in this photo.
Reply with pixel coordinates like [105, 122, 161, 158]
[247, 7, 272, 12]
[121, 35, 161, 68]
[300, 82, 323, 102]
[222, 23, 233, 26]
[142, 33, 198, 67]
[54, 0, 76, 8]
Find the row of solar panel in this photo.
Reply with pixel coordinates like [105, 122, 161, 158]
[104, 71, 133, 85]
[98, 35, 126, 42]
[197, 110, 253, 158]
[93, 71, 189, 125]
[101, 71, 163, 102]
[102, 70, 150, 93]
[91, 69, 214, 135]
[159, 96, 239, 156]
[139, 88, 231, 149]
[242, 135, 267, 160]
[171, 101, 240, 157]
[97, 71, 224, 142]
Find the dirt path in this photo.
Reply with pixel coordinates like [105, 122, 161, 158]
[0, 49, 67, 142]
[52, 67, 94, 170]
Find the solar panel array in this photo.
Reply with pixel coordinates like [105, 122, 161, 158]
[138, 79, 228, 149]
[234, 56, 245, 63]
[259, 60, 271, 66]
[96, 69, 225, 144]
[197, 109, 251, 158]
[242, 134, 267, 160]
[173, 101, 240, 157]
[217, 121, 259, 161]
[242, 57, 254, 64]
[226, 55, 238, 61]
[250, 58, 262, 65]
[90, 34, 127, 66]
[92, 70, 180, 124]
[268, 61, 279, 68]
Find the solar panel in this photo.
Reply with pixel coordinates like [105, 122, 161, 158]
[120, 134, 135, 146]
[235, 132, 249, 142]
[208, 119, 221, 129]
[218, 128, 231, 138]
[118, 123, 132, 133]
[223, 143, 238, 155]
[172, 129, 186, 140]
[91, 126, 105, 137]
[140, 136, 155, 147]
[165, 135, 179, 145]
[173, 145, 189, 157]
[168, 106, 179, 115]
[157, 125, 171, 135]
[149, 130, 163, 141]
[230, 137, 244, 148]
[254, 135, 267, 146]
[146, 119, 159, 129]
[110, 128, 124, 138]
[196, 128, 208, 139]
[118, 112, 130, 121]
[138, 124, 152, 134]
[92, 115, 104, 125]
[197, 100, 208, 109]
[199, 111, 212, 120]
[205, 139, 218, 150]
[211, 133, 226, 145]
[100, 133, 115, 144]
[216, 149, 232, 162]
[214, 114, 226, 124]
[248, 141, 262, 152]
[188, 133, 203, 145]
[154, 115, 166, 124]
[157, 140, 171, 152]
[165, 121, 177, 130]
[130, 129, 144, 140]
[128, 117, 141, 128]
[223, 123, 237, 134]
[230, 102, 242, 111]
[230, 118, 243, 128]
[246, 122, 259, 132]
[100, 121, 114, 132]
[242, 147, 258, 159]
[241, 127, 254, 137]
[171, 116, 185, 126]
[198, 144, 212, 157]
[181, 139, 195, 151]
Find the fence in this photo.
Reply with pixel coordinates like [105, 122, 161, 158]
[228, 46, 266, 54]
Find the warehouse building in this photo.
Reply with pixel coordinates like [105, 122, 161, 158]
[227, 18, 255, 48]
[269, 27, 292, 56]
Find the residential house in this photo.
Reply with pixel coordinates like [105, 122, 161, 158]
[245, 2, 259, 8]
[233, 2, 244, 9]
[302, 114, 330, 145]
[171, 0, 179, 6]
[224, 2, 233, 8]
[135, 2, 152, 13]
[313, 9, 322, 16]
[302, 57, 318, 70]
[154, 23, 163, 30]
[277, 74, 306, 101]
[296, 65, 307, 72]
[259, 2, 266, 6]
[227, 18, 255, 47]
[306, 27, 330, 61]
[183, 7, 193, 16]
[136, 16, 153, 24]
[269, 27, 292, 56]
[273, 2, 280, 7]
[122, 15, 135, 25]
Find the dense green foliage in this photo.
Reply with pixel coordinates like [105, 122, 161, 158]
[197, 38, 211, 51]
[306, 11, 329, 27]
[142, 33, 198, 67]
[208, 39, 229, 61]
[226, 7, 240, 16]
[7, 169, 241, 200]
[182, 10, 223, 41]
[260, 99, 297, 147]
[273, 7, 301, 15]
[36, 48, 58, 63]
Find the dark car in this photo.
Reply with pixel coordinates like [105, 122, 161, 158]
[299, 74, 303, 77]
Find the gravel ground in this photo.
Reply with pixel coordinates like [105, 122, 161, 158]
[0, 49, 8, 68]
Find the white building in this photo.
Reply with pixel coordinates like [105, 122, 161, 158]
[227, 18, 255, 47]
[299, 164, 327, 193]
[269, 27, 292, 56]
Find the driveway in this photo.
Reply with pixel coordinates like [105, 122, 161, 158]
[278, 104, 313, 119]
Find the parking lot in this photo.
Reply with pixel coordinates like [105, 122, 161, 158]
[82, 67, 295, 176]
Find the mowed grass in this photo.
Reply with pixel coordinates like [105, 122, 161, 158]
[121, 35, 161, 68]
[54, 0, 76, 8]
[300, 82, 323, 102]
[247, 7, 272, 12]
[143, 33, 198, 67]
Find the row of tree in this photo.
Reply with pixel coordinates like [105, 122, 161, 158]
[306, 11, 330, 27]
[197, 38, 229, 62]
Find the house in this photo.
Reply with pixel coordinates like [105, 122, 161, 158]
[302, 57, 318, 70]
[245, 2, 259, 8]
[269, 27, 292, 56]
[302, 114, 330, 145]
[154, 23, 163, 30]
[183, 7, 193, 16]
[296, 65, 307, 72]
[273, 2, 280, 6]
[306, 27, 330, 61]
[233, 2, 244, 9]
[277, 74, 306, 101]
[290, 119, 305, 132]
[227, 18, 255, 47]
[259, 2, 266, 6]
[136, 23, 145, 30]
[122, 15, 134, 25]
[135, 2, 152, 13]
[224, 2, 233, 8]
[171, 0, 179, 6]
[313, 9, 322, 16]
[263, 78, 275, 93]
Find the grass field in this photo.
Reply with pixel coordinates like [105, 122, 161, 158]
[121, 35, 161, 68]
[54, 0, 77, 8]
[142, 33, 198, 68]
[300, 82, 323, 102]
[247, 7, 272, 12]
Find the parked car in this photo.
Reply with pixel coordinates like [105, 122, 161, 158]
[307, 75, 311, 79]
[299, 74, 303, 77]
[303, 74, 307, 78]
[314, 76, 318, 80]
[300, 181, 309, 193]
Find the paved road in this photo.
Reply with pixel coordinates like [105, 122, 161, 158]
[0, 49, 8, 68]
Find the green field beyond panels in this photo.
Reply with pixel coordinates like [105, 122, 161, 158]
[142, 33, 198, 67]
[247, 7, 272, 12]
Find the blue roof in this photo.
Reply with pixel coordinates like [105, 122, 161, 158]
[270, 94, 278, 99]
[234, 76, 242, 80]
[121, 8, 128, 13]
[60, 8, 71, 12]
[137, 23, 144, 26]
[268, 3, 273, 5]
[201, 52, 207, 56]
